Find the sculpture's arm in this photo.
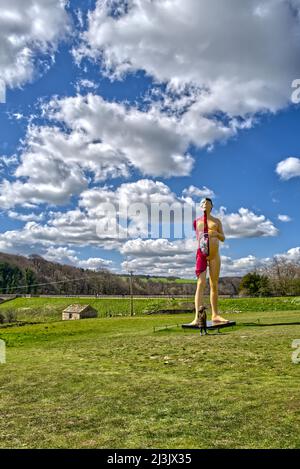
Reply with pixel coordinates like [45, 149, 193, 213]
[217, 219, 225, 242]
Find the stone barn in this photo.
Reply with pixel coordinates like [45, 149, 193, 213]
[62, 304, 98, 321]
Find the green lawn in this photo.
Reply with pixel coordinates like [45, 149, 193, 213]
[1, 301, 300, 448]
[1, 295, 300, 323]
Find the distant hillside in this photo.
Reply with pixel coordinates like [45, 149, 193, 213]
[0, 251, 242, 296]
[0, 252, 127, 296]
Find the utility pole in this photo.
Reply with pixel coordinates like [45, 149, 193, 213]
[124, 258, 134, 317]
[129, 270, 134, 316]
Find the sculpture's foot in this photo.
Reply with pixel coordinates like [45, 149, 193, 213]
[211, 315, 229, 323]
[187, 319, 201, 326]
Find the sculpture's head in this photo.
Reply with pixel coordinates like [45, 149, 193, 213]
[200, 197, 213, 214]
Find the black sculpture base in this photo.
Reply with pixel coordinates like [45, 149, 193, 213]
[182, 320, 236, 331]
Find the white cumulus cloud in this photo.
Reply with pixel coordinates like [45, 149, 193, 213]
[44, 246, 113, 270]
[182, 185, 215, 200]
[216, 206, 278, 238]
[276, 157, 300, 180]
[0, 0, 71, 89]
[278, 214, 292, 222]
[76, 0, 300, 116]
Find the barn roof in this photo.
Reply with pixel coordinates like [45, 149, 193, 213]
[63, 304, 92, 313]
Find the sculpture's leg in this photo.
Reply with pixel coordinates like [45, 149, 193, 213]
[188, 270, 206, 325]
[209, 254, 228, 323]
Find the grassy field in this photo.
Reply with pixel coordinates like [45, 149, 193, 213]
[1, 298, 300, 448]
[1, 295, 300, 322]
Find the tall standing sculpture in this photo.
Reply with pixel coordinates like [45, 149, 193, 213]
[189, 197, 228, 325]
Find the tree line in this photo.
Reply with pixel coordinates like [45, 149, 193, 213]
[239, 257, 300, 296]
[2, 251, 299, 298]
[0, 262, 37, 294]
[0, 251, 241, 296]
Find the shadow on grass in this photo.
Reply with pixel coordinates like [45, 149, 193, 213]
[242, 321, 300, 327]
[0, 320, 41, 329]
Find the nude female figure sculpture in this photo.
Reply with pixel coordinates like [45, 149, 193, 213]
[189, 197, 228, 325]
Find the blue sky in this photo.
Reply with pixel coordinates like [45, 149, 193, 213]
[0, 0, 300, 277]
